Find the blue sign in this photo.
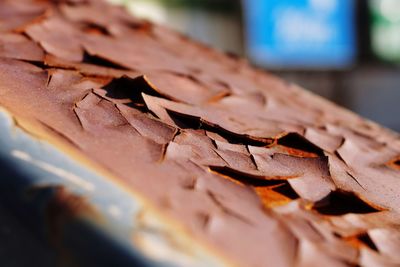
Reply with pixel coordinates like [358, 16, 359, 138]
[243, 0, 356, 69]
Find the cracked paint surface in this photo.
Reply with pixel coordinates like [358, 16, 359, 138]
[1, 0, 400, 266]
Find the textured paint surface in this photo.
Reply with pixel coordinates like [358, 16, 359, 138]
[0, 108, 226, 267]
[1, 1, 400, 267]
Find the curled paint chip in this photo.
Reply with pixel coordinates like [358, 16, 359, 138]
[0, 0, 400, 266]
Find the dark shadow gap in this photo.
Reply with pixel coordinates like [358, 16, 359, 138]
[278, 132, 324, 156]
[270, 182, 299, 200]
[312, 190, 381, 216]
[102, 75, 165, 108]
[166, 110, 273, 147]
[82, 51, 130, 70]
[357, 233, 378, 251]
[209, 165, 289, 187]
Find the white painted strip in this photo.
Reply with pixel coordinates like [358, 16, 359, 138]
[11, 150, 95, 192]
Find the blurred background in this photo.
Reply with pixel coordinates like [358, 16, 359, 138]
[110, 0, 400, 132]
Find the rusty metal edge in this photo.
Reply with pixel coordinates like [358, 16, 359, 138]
[0, 107, 227, 267]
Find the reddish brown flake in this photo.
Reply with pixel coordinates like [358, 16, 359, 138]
[1, 0, 400, 266]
